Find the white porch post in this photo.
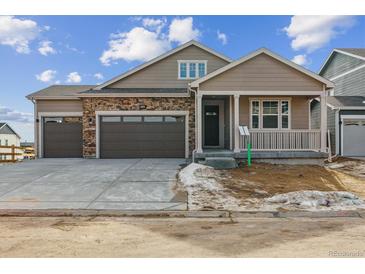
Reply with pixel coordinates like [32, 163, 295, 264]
[233, 94, 240, 153]
[196, 94, 203, 153]
[320, 91, 327, 152]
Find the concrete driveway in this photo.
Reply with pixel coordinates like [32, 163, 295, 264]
[0, 158, 187, 210]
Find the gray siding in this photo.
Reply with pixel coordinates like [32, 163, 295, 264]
[310, 100, 336, 153]
[310, 100, 321, 129]
[332, 66, 365, 96]
[200, 53, 323, 91]
[321, 52, 365, 79]
[108, 45, 229, 89]
[327, 107, 336, 154]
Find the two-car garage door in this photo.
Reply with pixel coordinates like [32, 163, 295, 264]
[42, 115, 186, 158]
[100, 115, 186, 158]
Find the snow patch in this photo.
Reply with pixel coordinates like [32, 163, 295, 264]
[265, 191, 365, 210]
[178, 163, 241, 210]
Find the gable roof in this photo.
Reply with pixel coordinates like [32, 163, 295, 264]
[324, 96, 365, 110]
[94, 40, 233, 90]
[335, 48, 365, 59]
[26, 85, 96, 100]
[319, 48, 365, 75]
[0, 123, 21, 138]
[191, 48, 334, 88]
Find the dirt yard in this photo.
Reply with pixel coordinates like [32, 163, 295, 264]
[0, 216, 365, 257]
[221, 163, 346, 199]
[179, 158, 365, 211]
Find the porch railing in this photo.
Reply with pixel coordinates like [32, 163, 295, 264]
[239, 128, 321, 151]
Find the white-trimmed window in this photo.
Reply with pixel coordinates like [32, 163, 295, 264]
[250, 99, 290, 129]
[178, 60, 207, 79]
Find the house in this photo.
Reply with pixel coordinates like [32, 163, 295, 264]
[311, 48, 365, 157]
[0, 122, 22, 161]
[26, 40, 333, 160]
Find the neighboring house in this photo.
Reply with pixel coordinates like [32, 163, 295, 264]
[0, 122, 22, 161]
[311, 48, 365, 157]
[27, 40, 333, 160]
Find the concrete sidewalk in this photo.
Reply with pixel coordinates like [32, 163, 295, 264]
[0, 158, 187, 210]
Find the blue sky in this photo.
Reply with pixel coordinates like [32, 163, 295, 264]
[1, 15, 364, 141]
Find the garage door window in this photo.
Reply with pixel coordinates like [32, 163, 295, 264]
[44, 117, 63, 123]
[344, 120, 361, 126]
[102, 116, 121, 122]
[123, 116, 142, 122]
[144, 116, 163, 122]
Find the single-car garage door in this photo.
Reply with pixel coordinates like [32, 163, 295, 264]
[43, 117, 83, 158]
[342, 119, 365, 157]
[100, 115, 185, 158]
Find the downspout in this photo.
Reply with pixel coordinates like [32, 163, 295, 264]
[188, 85, 197, 163]
[30, 98, 38, 158]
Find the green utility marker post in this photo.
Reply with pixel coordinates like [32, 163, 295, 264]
[247, 143, 252, 167]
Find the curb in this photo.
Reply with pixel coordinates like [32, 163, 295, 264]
[0, 209, 364, 218]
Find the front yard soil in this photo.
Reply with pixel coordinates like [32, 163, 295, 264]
[178, 159, 365, 211]
[221, 163, 347, 201]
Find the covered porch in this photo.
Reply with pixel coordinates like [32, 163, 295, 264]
[195, 91, 328, 158]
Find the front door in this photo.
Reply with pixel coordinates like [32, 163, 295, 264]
[204, 105, 220, 146]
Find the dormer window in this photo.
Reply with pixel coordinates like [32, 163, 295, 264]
[178, 60, 207, 79]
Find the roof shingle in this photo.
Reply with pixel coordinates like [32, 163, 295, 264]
[336, 48, 365, 58]
[327, 96, 365, 108]
[26, 85, 96, 99]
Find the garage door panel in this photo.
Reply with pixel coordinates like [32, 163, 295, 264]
[100, 116, 185, 158]
[343, 119, 365, 157]
[43, 120, 83, 158]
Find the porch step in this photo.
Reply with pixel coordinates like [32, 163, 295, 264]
[202, 157, 238, 169]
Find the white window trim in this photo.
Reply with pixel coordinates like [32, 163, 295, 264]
[177, 60, 207, 80]
[249, 98, 291, 130]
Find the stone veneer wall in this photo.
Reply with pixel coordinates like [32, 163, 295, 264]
[82, 96, 195, 158]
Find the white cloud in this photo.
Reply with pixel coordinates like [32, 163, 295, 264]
[217, 30, 227, 45]
[66, 72, 82, 83]
[142, 18, 166, 33]
[94, 73, 104, 80]
[100, 27, 171, 65]
[283, 16, 355, 53]
[0, 16, 40, 54]
[99, 17, 202, 65]
[0, 106, 33, 124]
[291, 54, 309, 66]
[38, 40, 56, 56]
[35, 69, 57, 83]
[54, 80, 61, 85]
[168, 17, 200, 44]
